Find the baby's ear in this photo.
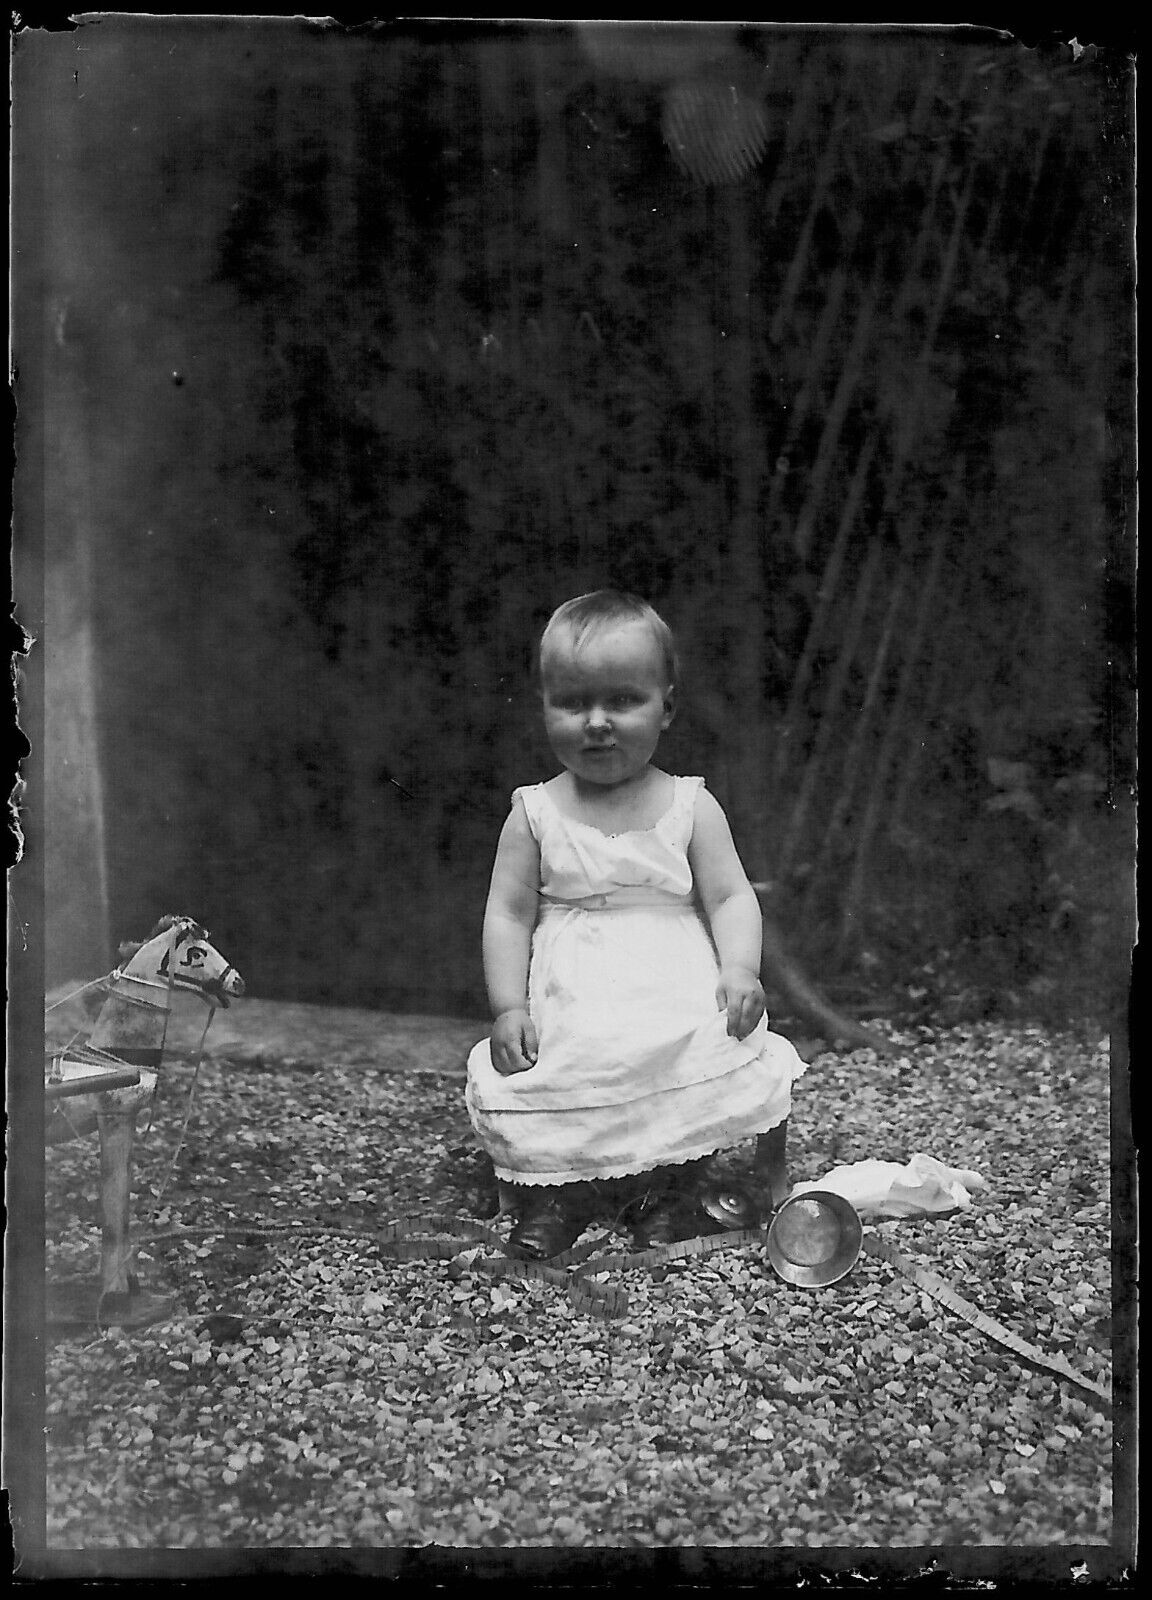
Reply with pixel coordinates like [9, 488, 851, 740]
[662, 686, 678, 726]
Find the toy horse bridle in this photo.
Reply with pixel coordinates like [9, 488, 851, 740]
[110, 922, 240, 1008]
[157, 943, 242, 1006]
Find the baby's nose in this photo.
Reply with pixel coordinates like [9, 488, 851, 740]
[586, 704, 611, 726]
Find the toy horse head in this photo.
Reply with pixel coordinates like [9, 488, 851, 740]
[115, 914, 245, 1008]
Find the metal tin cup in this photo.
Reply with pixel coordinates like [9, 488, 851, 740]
[765, 1190, 863, 1287]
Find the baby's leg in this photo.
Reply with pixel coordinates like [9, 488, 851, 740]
[754, 1120, 790, 1212]
[471, 1151, 520, 1219]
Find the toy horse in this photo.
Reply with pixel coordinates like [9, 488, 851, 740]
[46, 915, 244, 1318]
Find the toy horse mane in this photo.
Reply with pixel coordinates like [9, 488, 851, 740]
[116, 914, 207, 966]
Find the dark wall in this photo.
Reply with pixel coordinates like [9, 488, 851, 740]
[17, 20, 1135, 1016]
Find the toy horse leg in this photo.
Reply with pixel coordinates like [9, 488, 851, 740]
[96, 1104, 139, 1298]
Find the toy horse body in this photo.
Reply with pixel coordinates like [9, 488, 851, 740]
[46, 915, 244, 1309]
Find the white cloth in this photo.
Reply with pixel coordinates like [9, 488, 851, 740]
[791, 1153, 987, 1219]
[466, 776, 806, 1185]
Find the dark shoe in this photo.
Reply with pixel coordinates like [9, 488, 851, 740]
[506, 1188, 590, 1262]
[626, 1159, 714, 1250]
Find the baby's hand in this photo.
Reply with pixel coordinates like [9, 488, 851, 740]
[490, 1009, 539, 1075]
[716, 966, 766, 1040]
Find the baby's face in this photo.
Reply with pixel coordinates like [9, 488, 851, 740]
[540, 622, 674, 789]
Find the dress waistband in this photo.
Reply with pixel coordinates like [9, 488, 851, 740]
[538, 888, 696, 914]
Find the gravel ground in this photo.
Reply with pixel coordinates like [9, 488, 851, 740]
[42, 1015, 1119, 1558]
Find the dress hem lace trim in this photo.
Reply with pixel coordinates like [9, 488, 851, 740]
[490, 1114, 789, 1187]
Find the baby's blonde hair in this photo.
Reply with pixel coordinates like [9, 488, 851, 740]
[539, 590, 680, 690]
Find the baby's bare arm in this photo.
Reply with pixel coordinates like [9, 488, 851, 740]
[688, 787, 766, 1038]
[483, 801, 541, 1072]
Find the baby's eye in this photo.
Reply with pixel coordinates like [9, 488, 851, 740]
[609, 694, 641, 708]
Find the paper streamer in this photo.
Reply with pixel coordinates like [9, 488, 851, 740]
[135, 1211, 1112, 1406]
[863, 1231, 1112, 1407]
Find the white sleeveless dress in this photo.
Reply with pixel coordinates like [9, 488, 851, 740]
[465, 776, 807, 1186]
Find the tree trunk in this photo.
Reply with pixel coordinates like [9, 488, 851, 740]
[775, 539, 883, 880]
[772, 433, 877, 788]
[799, 561, 909, 923]
[719, 185, 770, 876]
[836, 483, 952, 952]
[45, 331, 111, 983]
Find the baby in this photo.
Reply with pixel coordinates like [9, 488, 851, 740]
[465, 590, 805, 1260]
